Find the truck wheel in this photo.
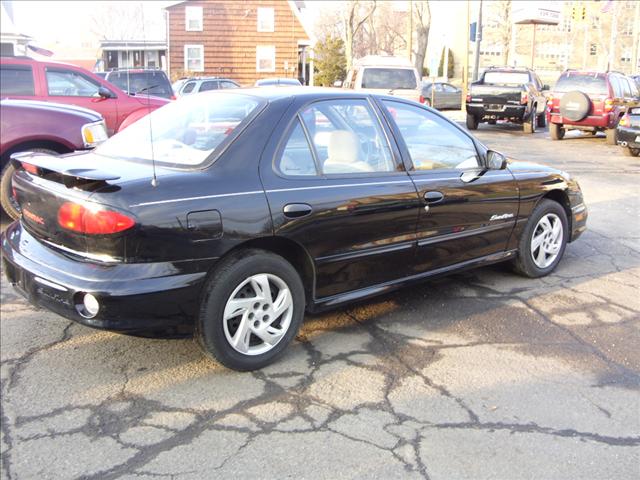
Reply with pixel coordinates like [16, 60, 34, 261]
[537, 111, 547, 128]
[605, 128, 618, 145]
[523, 112, 536, 134]
[196, 249, 305, 371]
[466, 114, 479, 130]
[623, 147, 640, 157]
[550, 123, 564, 140]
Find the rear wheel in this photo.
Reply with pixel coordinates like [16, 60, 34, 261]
[466, 113, 479, 130]
[196, 249, 305, 371]
[424, 98, 432, 107]
[624, 147, 640, 157]
[605, 128, 618, 145]
[550, 123, 564, 140]
[512, 199, 568, 278]
[1, 148, 60, 221]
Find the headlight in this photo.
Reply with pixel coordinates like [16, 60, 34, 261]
[82, 120, 108, 148]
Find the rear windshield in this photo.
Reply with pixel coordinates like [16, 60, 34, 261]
[107, 71, 173, 97]
[95, 93, 264, 168]
[361, 68, 417, 90]
[483, 71, 531, 85]
[554, 73, 607, 94]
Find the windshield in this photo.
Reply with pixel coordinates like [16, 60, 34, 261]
[96, 93, 263, 167]
[361, 68, 417, 90]
[554, 73, 607, 94]
[483, 71, 531, 85]
[107, 72, 173, 98]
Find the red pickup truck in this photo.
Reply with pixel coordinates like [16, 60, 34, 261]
[0, 57, 169, 136]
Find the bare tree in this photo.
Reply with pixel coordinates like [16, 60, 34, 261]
[343, 1, 377, 70]
[413, 1, 431, 75]
[91, 3, 144, 41]
[495, 1, 512, 65]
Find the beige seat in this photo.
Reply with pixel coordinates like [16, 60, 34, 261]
[323, 130, 373, 174]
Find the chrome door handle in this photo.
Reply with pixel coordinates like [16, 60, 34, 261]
[283, 203, 312, 218]
[424, 191, 444, 204]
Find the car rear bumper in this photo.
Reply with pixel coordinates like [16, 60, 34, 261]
[466, 104, 527, 120]
[616, 126, 640, 148]
[548, 112, 612, 128]
[1, 221, 215, 332]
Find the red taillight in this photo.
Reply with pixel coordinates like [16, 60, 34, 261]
[170, 94, 177, 100]
[604, 98, 613, 113]
[520, 92, 528, 105]
[419, 95, 425, 104]
[58, 202, 135, 235]
[22, 162, 39, 174]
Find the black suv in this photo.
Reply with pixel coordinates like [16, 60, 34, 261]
[104, 69, 174, 99]
[466, 67, 548, 133]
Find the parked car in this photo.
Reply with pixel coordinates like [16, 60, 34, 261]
[178, 77, 241, 96]
[616, 106, 640, 157]
[546, 70, 639, 144]
[0, 99, 107, 219]
[1, 89, 587, 371]
[630, 74, 640, 90]
[466, 66, 548, 133]
[104, 69, 175, 100]
[255, 78, 301, 87]
[0, 57, 169, 135]
[343, 55, 422, 103]
[421, 82, 462, 109]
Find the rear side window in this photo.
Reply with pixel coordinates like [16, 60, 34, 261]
[220, 81, 239, 89]
[361, 68, 417, 90]
[200, 81, 219, 91]
[182, 81, 196, 94]
[46, 69, 100, 97]
[0, 66, 35, 95]
[554, 73, 607, 95]
[278, 118, 317, 176]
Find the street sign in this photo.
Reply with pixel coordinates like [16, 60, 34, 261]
[470, 22, 477, 42]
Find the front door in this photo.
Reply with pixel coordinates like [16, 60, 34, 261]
[378, 99, 519, 274]
[260, 97, 421, 300]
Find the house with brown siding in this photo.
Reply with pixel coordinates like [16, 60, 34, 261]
[166, 0, 314, 86]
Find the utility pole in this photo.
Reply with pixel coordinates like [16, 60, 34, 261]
[408, 0, 413, 61]
[462, 0, 470, 106]
[472, 0, 483, 81]
[633, 0, 640, 72]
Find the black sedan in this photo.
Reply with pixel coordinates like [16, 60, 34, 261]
[616, 106, 640, 157]
[421, 82, 462, 109]
[1, 88, 587, 370]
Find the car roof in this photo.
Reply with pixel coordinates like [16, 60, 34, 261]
[0, 56, 87, 70]
[202, 86, 411, 103]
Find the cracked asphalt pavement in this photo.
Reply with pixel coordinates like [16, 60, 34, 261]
[1, 122, 639, 479]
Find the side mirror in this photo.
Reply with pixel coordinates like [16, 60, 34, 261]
[333, 80, 343, 88]
[98, 86, 114, 99]
[487, 150, 507, 170]
[542, 84, 550, 91]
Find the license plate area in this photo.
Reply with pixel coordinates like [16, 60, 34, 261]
[486, 104, 504, 112]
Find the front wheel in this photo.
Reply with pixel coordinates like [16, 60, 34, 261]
[466, 113, 479, 130]
[523, 111, 537, 134]
[549, 123, 564, 140]
[196, 249, 305, 371]
[0, 163, 19, 221]
[512, 199, 568, 278]
[624, 147, 640, 157]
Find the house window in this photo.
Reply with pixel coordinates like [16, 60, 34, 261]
[257, 7, 275, 32]
[185, 6, 203, 31]
[184, 45, 204, 72]
[256, 45, 276, 72]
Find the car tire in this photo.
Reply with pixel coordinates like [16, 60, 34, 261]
[466, 113, 479, 130]
[605, 128, 618, 145]
[523, 112, 536, 134]
[624, 147, 640, 157]
[512, 199, 568, 278]
[424, 98, 432, 107]
[1, 148, 59, 221]
[550, 123, 564, 140]
[195, 249, 305, 371]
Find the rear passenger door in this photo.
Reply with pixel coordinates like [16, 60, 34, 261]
[260, 97, 421, 300]
[0, 64, 38, 100]
[379, 99, 519, 274]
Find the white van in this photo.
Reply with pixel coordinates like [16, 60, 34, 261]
[342, 55, 423, 104]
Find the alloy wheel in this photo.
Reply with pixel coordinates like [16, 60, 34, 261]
[530, 213, 563, 268]
[223, 273, 293, 356]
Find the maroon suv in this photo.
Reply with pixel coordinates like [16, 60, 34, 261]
[1, 100, 108, 219]
[546, 70, 639, 144]
[0, 57, 169, 136]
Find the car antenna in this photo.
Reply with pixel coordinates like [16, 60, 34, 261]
[140, 3, 158, 187]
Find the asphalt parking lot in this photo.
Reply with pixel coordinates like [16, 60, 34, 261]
[1, 119, 639, 479]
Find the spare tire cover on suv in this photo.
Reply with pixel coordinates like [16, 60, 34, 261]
[560, 91, 591, 122]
